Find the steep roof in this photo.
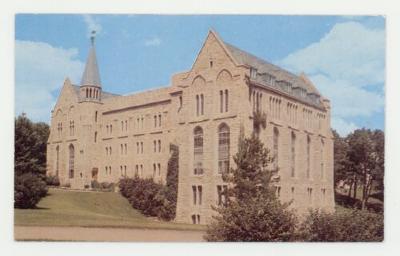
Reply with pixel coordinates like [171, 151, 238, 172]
[80, 43, 102, 87]
[223, 42, 320, 96]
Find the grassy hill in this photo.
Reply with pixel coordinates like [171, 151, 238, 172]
[14, 188, 205, 231]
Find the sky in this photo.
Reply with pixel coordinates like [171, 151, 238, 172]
[15, 15, 385, 136]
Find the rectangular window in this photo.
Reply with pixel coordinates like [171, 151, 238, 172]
[198, 185, 202, 205]
[225, 90, 229, 112]
[192, 186, 197, 205]
[220, 90, 223, 113]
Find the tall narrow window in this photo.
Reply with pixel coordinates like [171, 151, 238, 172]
[291, 132, 296, 177]
[68, 144, 75, 179]
[219, 90, 223, 113]
[200, 94, 204, 115]
[157, 163, 161, 176]
[273, 127, 279, 170]
[153, 164, 156, 177]
[158, 114, 162, 127]
[198, 185, 202, 205]
[154, 115, 157, 127]
[94, 132, 97, 143]
[158, 140, 161, 152]
[218, 124, 230, 174]
[153, 140, 157, 153]
[321, 139, 325, 180]
[193, 127, 204, 175]
[225, 89, 229, 112]
[192, 185, 197, 205]
[307, 136, 311, 179]
[95, 111, 98, 122]
[55, 146, 59, 177]
[196, 95, 199, 116]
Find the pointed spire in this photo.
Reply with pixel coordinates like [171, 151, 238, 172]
[81, 30, 101, 87]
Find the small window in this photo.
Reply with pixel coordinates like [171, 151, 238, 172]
[210, 60, 213, 68]
[250, 68, 257, 79]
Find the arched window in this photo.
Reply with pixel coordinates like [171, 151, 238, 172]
[273, 127, 279, 170]
[68, 144, 75, 179]
[193, 126, 204, 175]
[290, 132, 296, 177]
[307, 136, 311, 179]
[55, 145, 59, 177]
[218, 123, 230, 174]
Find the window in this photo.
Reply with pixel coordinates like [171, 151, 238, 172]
[198, 185, 202, 205]
[124, 143, 127, 155]
[158, 140, 161, 152]
[307, 187, 313, 205]
[68, 144, 75, 179]
[321, 188, 326, 203]
[192, 186, 197, 205]
[94, 132, 97, 143]
[219, 90, 223, 113]
[218, 123, 230, 174]
[135, 165, 139, 176]
[179, 96, 183, 110]
[217, 185, 228, 206]
[137, 142, 140, 154]
[200, 94, 204, 115]
[225, 90, 229, 112]
[192, 185, 202, 205]
[157, 163, 161, 176]
[158, 114, 162, 127]
[290, 132, 296, 177]
[141, 142, 144, 154]
[153, 164, 156, 177]
[154, 115, 157, 127]
[192, 214, 196, 224]
[105, 166, 108, 175]
[291, 187, 295, 200]
[55, 146, 59, 177]
[196, 95, 199, 116]
[321, 139, 325, 180]
[153, 140, 157, 153]
[193, 127, 204, 175]
[307, 136, 311, 179]
[273, 127, 279, 170]
[250, 67, 257, 79]
[95, 111, 98, 122]
[140, 164, 143, 176]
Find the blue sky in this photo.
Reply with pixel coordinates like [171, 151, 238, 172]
[15, 15, 385, 136]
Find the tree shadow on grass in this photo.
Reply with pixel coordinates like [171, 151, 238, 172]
[335, 191, 383, 214]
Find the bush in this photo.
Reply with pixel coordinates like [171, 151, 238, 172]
[205, 195, 297, 241]
[119, 176, 175, 220]
[91, 180, 100, 189]
[45, 175, 60, 186]
[298, 209, 383, 242]
[14, 173, 48, 209]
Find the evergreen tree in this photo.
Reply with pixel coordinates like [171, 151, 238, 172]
[205, 133, 297, 241]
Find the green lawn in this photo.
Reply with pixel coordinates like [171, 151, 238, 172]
[14, 188, 206, 231]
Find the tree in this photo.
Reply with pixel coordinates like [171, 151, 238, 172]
[14, 113, 49, 208]
[205, 134, 297, 241]
[332, 130, 349, 186]
[346, 129, 384, 210]
[15, 113, 49, 177]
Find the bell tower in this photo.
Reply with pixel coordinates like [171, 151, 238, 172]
[80, 30, 102, 102]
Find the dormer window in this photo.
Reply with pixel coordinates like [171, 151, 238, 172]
[250, 68, 257, 79]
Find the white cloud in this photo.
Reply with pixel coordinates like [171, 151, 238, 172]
[332, 117, 359, 137]
[15, 40, 84, 122]
[83, 15, 102, 38]
[144, 36, 161, 47]
[280, 21, 385, 134]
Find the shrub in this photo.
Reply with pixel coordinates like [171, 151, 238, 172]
[100, 182, 115, 192]
[45, 175, 60, 186]
[91, 180, 100, 190]
[298, 209, 383, 242]
[14, 173, 48, 209]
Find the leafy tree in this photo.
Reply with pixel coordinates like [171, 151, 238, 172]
[205, 134, 297, 241]
[332, 130, 350, 186]
[14, 113, 49, 208]
[346, 129, 384, 210]
[15, 113, 49, 177]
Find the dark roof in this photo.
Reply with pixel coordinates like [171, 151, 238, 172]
[81, 44, 102, 87]
[223, 41, 324, 108]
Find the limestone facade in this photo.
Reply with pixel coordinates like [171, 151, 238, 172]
[46, 30, 335, 225]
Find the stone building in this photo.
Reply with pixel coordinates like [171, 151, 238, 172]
[46, 30, 335, 224]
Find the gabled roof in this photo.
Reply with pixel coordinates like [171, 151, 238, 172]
[80, 43, 101, 87]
